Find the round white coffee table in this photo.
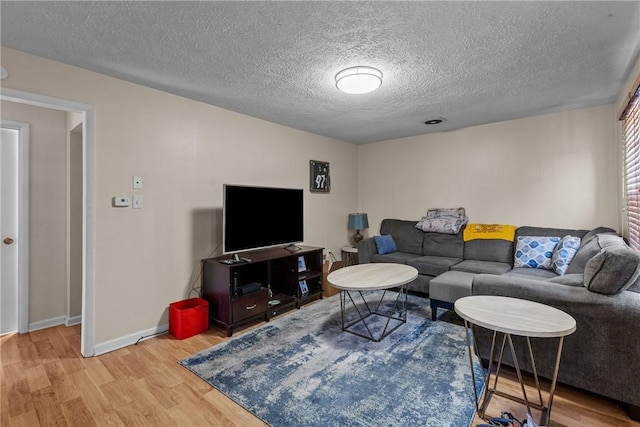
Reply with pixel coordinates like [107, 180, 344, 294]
[328, 263, 418, 342]
[455, 295, 576, 426]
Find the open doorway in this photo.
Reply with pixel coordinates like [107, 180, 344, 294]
[0, 87, 96, 357]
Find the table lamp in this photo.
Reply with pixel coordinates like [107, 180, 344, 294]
[348, 213, 369, 246]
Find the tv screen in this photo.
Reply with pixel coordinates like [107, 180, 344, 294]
[223, 185, 304, 253]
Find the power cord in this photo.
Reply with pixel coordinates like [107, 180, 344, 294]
[136, 242, 223, 345]
[187, 241, 223, 298]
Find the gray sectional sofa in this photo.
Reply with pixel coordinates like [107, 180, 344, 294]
[357, 219, 640, 420]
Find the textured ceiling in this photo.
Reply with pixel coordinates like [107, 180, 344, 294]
[1, 1, 639, 144]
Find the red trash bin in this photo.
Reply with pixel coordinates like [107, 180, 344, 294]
[169, 298, 209, 339]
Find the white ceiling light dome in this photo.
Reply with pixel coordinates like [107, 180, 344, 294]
[335, 66, 383, 95]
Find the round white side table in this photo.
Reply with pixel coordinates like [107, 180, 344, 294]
[455, 295, 576, 426]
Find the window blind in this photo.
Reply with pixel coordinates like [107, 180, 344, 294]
[623, 86, 640, 249]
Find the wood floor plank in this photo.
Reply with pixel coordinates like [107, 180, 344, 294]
[24, 365, 51, 393]
[7, 408, 41, 427]
[81, 356, 116, 387]
[30, 387, 68, 427]
[60, 396, 98, 427]
[0, 334, 22, 366]
[6, 379, 35, 418]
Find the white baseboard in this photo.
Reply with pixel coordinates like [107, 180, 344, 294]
[93, 323, 169, 356]
[29, 316, 67, 332]
[29, 315, 82, 332]
[66, 315, 82, 327]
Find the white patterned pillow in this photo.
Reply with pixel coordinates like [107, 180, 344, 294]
[514, 236, 560, 270]
[425, 207, 466, 219]
[415, 216, 468, 234]
[551, 235, 581, 275]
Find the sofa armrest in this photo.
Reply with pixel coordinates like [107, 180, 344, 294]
[357, 237, 377, 264]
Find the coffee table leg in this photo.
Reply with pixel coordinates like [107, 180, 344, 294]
[338, 287, 407, 342]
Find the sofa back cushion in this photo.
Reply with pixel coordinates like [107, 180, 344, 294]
[515, 226, 588, 241]
[463, 239, 514, 264]
[565, 226, 617, 274]
[380, 219, 424, 255]
[422, 230, 465, 258]
[584, 236, 640, 295]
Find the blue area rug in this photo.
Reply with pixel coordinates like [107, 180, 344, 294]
[179, 291, 484, 427]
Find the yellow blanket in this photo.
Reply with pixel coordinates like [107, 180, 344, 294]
[463, 224, 517, 242]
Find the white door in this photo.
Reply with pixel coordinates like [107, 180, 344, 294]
[1, 127, 19, 334]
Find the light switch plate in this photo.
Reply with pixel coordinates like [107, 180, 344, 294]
[132, 195, 143, 209]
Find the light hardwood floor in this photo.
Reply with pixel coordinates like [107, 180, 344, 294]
[2, 320, 639, 427]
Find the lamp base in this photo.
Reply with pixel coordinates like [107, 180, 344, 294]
[352, 230, 363, 246]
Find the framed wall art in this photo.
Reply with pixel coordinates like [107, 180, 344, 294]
[310, 160, 330, 193]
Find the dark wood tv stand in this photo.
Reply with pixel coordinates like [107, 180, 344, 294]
[202, 245, 324, 336]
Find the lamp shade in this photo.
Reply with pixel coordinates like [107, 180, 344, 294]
[348, 213, 369, 230]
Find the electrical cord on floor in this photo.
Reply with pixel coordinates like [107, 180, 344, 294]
[135, 330, 168, 345]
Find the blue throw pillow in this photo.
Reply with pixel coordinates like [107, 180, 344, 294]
[551, 235, 581, 275]
[374, 235, 397, 255]
[514, 236, 560, 270]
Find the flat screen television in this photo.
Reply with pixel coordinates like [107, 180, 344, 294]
[223, 184, 304, 254]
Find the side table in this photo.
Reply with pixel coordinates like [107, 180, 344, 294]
[340, 245, 359, 266]
[454, 295, 576, 426]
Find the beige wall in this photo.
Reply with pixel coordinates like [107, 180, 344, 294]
[358, 104, 619, 235]
[1, 47, 358, 345]
[1, 101, 68, 324]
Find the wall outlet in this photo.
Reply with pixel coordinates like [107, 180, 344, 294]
[133, 176, 143, 189]
[113, 196, 130, 207]
[132, 195, 143, 209]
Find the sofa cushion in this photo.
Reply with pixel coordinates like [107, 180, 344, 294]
[463, 239, 514, 264]
[551, 235, 581, 275]
[597, 233, 628, 248]
[429, 271, 476, 303]
[584, 244, 640, 295]
[545, 273, 584, 287]
[406, 255, 462, 276]
[515, 226, 588, 240]
[370, 252, 418, 264]
[422, 231, 464, 258]
[380, 219, 424, 255]
[502, 268, 558, 279]
[451, 260, 512, 275]
[374, 234, 396, 255]
[565, 227, 617, 274]
[514, 236, 560, 269]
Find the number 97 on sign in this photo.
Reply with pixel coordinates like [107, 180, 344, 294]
[310, 160, 330, 193]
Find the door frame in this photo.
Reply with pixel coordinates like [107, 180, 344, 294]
[1, 120, 29, 334]
[1, 87, 96, 357]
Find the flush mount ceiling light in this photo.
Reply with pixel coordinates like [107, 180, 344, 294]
[335, 66, 383, 95]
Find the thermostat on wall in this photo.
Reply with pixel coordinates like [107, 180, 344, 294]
[113, 196, 131, 207]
